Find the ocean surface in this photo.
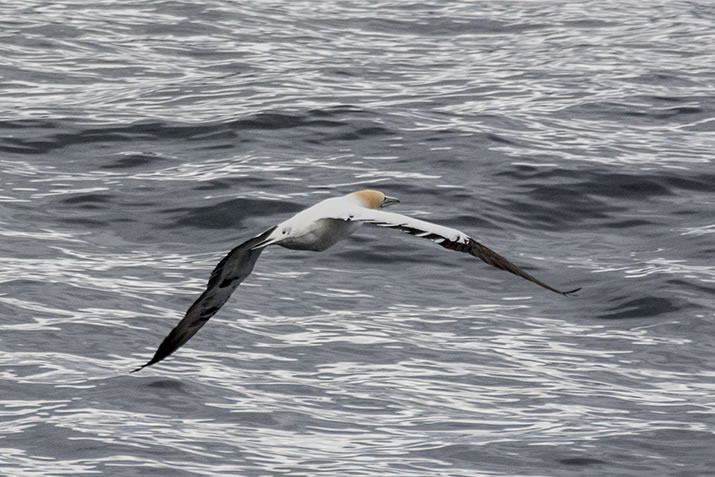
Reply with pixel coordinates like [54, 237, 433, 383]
[1, 1, 714, 476]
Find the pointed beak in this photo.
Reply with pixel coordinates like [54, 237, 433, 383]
[380, 195, 400, 208]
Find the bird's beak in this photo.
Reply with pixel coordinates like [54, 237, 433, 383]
[380, 195, 400, 208]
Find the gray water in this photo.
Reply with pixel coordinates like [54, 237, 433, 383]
[1, 1, 714, 476]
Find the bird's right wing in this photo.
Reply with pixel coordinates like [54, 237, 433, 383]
[330, 208, 580, 296]
[132, 226, 276, 372]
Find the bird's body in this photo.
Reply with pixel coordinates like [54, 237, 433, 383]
[133, 189, 579, 372]
[260, 192, 376, 251]
[278, 218, 360, 251]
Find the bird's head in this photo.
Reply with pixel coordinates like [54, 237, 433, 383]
[351, 189, 400, 209]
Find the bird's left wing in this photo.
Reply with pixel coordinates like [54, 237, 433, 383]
[330, 208, 580, 296]
[132, 226, 276, 372]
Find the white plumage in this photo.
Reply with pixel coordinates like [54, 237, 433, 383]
[134, 189, 579, 372]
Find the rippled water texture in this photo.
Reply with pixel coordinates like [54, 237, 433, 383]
[1, 1, 714, 476]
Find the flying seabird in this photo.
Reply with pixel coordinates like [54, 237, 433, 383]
[133, 189, 580, 372]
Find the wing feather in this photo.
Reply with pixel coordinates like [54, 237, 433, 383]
[132, 226, 276, 372]
[333, 208, 580, 296]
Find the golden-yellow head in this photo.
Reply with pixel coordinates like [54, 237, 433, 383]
[350, 189, 400, 209]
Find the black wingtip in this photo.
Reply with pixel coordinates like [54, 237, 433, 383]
[562, 287, 582, 297]
[131, 358, 158, 374]
[130, 363, 147, 374]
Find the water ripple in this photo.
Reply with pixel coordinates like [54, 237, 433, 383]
[2, 0, 714, 475]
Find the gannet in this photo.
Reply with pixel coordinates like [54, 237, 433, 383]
[133, 189, 579, 372]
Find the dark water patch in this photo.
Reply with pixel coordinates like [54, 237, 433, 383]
[562, 18, 618, 29]
[413, 444, 486, 465]
[590, 429, 715, 475]
[503, 169, 714, 217]
[643, 94, 696, 104]
[557, 456, 608, 466]
[666, 278, 715, 297]
[606, 219, 660, 229]
[112, 121, 229, 142]
[0, 120, 225, 157]
[225, 109, 385, 136]
[326, 125, 393, 141]
[502, 188, 618, 231]
[672, 208, 709, 218]
[527, 183, 615, 206]
[187, 126, 239, 143]
[192, 176, 276, 192]
[0, 108, 391, 158]
[360, 15, 548, 36]
[0, 124, 155, 155]
[563, 97, 712, 124]
[685, 118, 715, 132]
[421, 128, 465, 143]
[598, 296, 682, 320]
[577, 171, 715, 199]
[98, 152, 170, 170]
[226, 112, 313, 130]
[622, 71, 703, 87]
[249, 382, 326, 398]
[486, 132, 521, 146]
[127, 378, 233, 418]
[60, 193, 115, 207]
[0, 138, 60, 155]
[495, 164, 583, 182]
[227, 411, 283, 427]
[578, 174, 673, 199]
[0, 119, 60, 130]
[57, 217, 116, 227]
[230, 410, 357, 432]
[161, 197, 300, 230]
[3, 421, 117, 461]
[51, 195, 150, 230]
[450, 213, 496, 231]
[629, 106, 703, 119]
[307, 104, 373, 118]
[660, 173, 715, 193]
[689, 244, 715, 261]
[145, 378, 187, 391]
